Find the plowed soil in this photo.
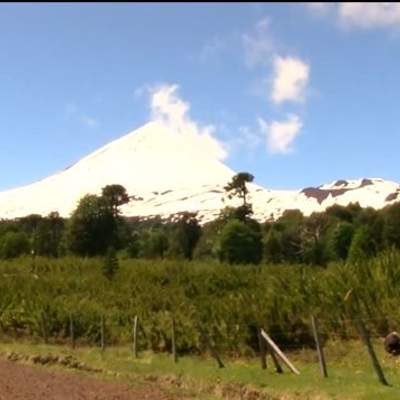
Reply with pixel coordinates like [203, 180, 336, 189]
[0, 359, 186, 400]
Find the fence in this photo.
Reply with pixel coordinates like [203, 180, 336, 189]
[0, 309, 392, 386]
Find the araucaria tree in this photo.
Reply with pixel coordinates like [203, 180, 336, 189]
[224, 172, 254, 206]
[101, 184, 130, 217]
[224, 172, 254, 218]
[219, 172, 262, 264]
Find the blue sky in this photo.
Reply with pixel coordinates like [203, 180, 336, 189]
[1, 3, 400, 191]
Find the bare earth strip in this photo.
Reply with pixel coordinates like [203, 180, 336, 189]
[0, 359, 183, 400]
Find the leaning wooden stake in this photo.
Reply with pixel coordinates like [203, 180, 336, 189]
[257, 327, 267, 370]
[69, 313, 75, 349]
[311, 316, 328, 378]
[266, 341, 283, 373]
[171, 317, 178, 363]
[201, 330, 224, 368]
[261, 329, 300, 375]
[344, 289, 388, 386]
[356, 317, 389, 386]
[132, 315, 138, 358]
[100, 315, 105, 352]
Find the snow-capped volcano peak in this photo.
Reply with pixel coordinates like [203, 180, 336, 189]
[64, 121, 234, 191]
[0, 122, 234, 219]
[0, 122, 399, 222]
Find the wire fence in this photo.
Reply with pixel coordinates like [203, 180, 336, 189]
[1, 303, 399, 388]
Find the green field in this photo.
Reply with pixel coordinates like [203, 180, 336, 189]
[1, 339, 400, 399]
[2, 254, 400, 398]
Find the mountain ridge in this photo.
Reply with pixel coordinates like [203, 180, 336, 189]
[0, 122, 399, 222]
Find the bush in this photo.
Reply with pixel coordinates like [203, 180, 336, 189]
[347, 226, 376, 263]
[0, 231, 30, 259]
[103, 247, 119, 280]
[218, 219, 262, 265]
[0, 252, 400, 352]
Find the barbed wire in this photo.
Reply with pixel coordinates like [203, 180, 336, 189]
[2, 308, 398, 343]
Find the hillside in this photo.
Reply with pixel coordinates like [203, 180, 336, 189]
[0, 122, 399, 222]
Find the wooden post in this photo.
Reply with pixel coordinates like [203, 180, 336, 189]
[356, 317, 389, 386]
[266, 341, 283, 373]
[261, 329, 300, 375]
[344, 289, 388, 386]
[311, 316, 328, 378]
[257, 327, 267, 370]
[201, 330, 224, 368]
[41, 312, 48, 344]
[132, 315, 138, 358]
[171, 317, 178, 363]
[100, 315, 105, 352]
[69, 313, 75, 349]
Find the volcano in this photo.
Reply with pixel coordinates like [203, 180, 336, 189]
[0, 122, 399, 223]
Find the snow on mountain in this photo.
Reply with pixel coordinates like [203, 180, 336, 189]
[0, 122, 399, 223]
[0, 121, 235, 220]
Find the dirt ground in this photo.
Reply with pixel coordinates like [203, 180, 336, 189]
[0, 359, 186, 400]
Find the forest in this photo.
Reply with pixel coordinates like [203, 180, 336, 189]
[0, 174, 399, 355]
[0, 173, 399, 266]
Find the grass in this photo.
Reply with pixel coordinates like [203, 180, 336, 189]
[2, 339, 400, 399]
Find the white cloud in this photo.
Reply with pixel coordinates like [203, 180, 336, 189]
[242, 17, 274, 68]
[240, 18, 312, 134]
[338, 3, 400, 28]
[259, 114, 302, 154]
[304, 3, 400, 30]
[148, 84, 227, 160]
[271, 56, 310, 104]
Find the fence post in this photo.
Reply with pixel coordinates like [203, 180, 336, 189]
[266, 341, 283, 374]
[200, 329, 224, 368]
[132, 315, 138, 358]
[100, 315, 105, 352]
[356, 317, 389, 386]
[69, 313, 75, 349]
[171, 317, 178, 363]
[344, 289, 389, 386]
[41, 311, 48, 344]
[257, 327, 267, 370]
[260, 329, 299, 375]
[311, 316, 328, 378]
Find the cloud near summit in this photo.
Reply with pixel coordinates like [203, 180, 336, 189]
[259, 114, 302, 154]
[146, 84, 227, 161]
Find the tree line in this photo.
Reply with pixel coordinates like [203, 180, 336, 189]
[1, 174, 400, 266]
